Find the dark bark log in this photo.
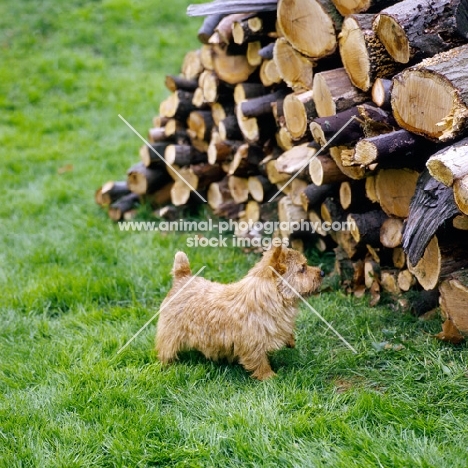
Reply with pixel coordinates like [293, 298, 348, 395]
[187, 0, 278, 17]
[109, 193, 140, 221]
[374, 0, 468, 64]
[348, 209, 388, 245]
[165, 75, 199, 92]
[300, 183, 336, 211]
[100, 181, 131, 206]
[197, 14, 226, 43]
[240, 88, 289, 118]
[127, 162, 171, 195]
[403, 169, 461, 266]
[258, 42, 275, 59]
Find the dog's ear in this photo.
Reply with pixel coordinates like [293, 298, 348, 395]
[269, 245, 287, 275]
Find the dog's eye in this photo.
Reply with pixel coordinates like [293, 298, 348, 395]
[300, 265, 307, 273]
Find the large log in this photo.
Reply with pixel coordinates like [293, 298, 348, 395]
[277, 0, 342, 59]
[212, 45, 257, 84]
[339, 14, 401, 91]
[374, 0, 468, 64]
[402, 169, 460, 266]
[197, 14, 226, 44]
[391, 45, 468, 142]
[283, 90, 317, 139]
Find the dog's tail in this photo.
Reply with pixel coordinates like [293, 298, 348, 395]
[172, 251, 192, 279]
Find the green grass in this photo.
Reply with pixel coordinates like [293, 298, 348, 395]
[1, 1, 468, 466]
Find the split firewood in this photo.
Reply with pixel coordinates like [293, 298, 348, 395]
[379, 217, 403, 248]
[278, 195, 308, 237]
[426, 137, 468, 187]
[275, 143, 314, 179]
[244, 199, 261, 222]
[348, 209, 388, 246]
[374, 0, 468, 65]
[403, 170, 460, 266]
[408, 233, 468, 290]
[234, 83, 268, 103]
[219, 115, 243, 141]
[232, 12, 276, 45]
[273, 38, 315, 90]
[339, 14, 401, 91]
[164, 144, 207, 166]
[99, 181, 131, 206]
[453, 214, 468, 230]
[375, 168, 419, 217]
[236, 104, 276, 143]
[139, 143, 171, 168]
[329, 146, 367, 180]
[300, 183, 336, 211]
[364, 256, 380, 288]
[207, 177, 233, 209]
[397, 269, 415, 291]
[371, 77, 392, 109]
[228, 143, 264, 176]
[289, 179, 309, 206]
[181, 49, 204, 80]
[334, 247, 365, 290]
[392, 247, 406, 269]
[148, 182, 174, 207]
[207, 132, 241, 164]
[277, 0, 342, 59]
[391, 45, 468, 142]
[283, 90, 317, 139]
[439, 270, 468, 334]
[259, 58, 282, 86]
[352, 129, 431, 166]
[381, 269, 401, 294]
[202, 71, 233, 103]
[309, 154, 350, 185]
[127, 162, 171, 195]
[190, 163, 225, 189]
[228, 175, 250, 203]
[211, 102, 235, 126]
[108, 193, 140, 222]
[212, 44, 257, 84]
[365, 174, 379, 203]
[239, 88, 289, 119]
[212, 13, 250, 45]
[313, 67, 369, 117]
[160, 90, 197, 120]
[200, 45, 215, 70]
[187, 110, 214, 141]
[165, 74, 199, 93]
[339, 180, 373, 211]
[148, 127, 167, 143]
[248, 174, 276, 202]
[309, 105, 362, 146]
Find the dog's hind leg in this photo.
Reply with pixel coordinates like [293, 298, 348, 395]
[239, 353, 276, 380]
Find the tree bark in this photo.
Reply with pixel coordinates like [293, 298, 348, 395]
[402, 169, 460, 266]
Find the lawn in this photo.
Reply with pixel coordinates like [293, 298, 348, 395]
[1, 1, 468, 467]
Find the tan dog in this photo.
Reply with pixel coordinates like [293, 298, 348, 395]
[155, 245, 323, 380]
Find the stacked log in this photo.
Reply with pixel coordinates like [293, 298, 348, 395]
[96, 0, 468, 338]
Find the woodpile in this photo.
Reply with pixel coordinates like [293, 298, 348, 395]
[96, 0, 468, 338]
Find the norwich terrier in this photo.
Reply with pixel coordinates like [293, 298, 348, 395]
[155, 245, 324, 380]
